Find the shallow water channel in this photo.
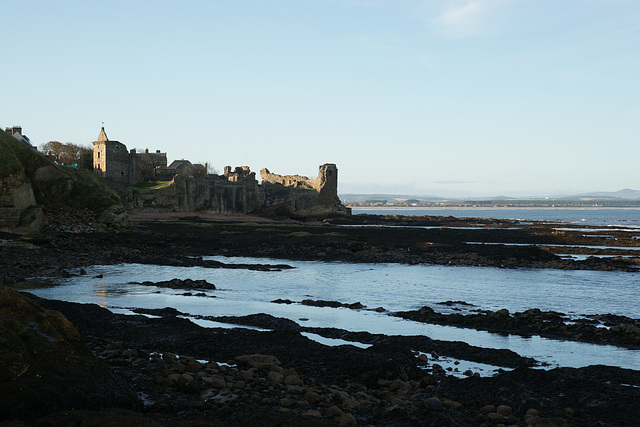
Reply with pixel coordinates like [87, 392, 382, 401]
[28, 256, 640, 372]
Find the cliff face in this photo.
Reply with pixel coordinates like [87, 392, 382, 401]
[0, 171, 46, 234]
[174, 175, 266, 214]
[133, 175, 267, 214]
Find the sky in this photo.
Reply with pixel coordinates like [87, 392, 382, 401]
[2, 0, 639, 198]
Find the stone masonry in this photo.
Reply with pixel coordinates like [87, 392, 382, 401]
[92, 128, 349, 217]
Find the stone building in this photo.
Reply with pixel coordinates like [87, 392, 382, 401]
[5, 126, 34, 149]
[92, 127, 349, 217]
[92, 127, 167, 184]
[92, 127, 138, 184]
[154, 160, 208, 180]
[135, 148, 168, 178]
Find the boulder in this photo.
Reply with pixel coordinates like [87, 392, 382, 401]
[0, 287, 138, 423]
[97, 205, 130, 228]
[235, 354, 282, 370]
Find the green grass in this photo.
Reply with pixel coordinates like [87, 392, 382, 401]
[61, 167, 120, 210]
[0, 129, 49, 177]
[132, 181, 173, 190]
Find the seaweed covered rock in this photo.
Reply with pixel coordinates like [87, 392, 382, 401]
[0, 286, 138, 423]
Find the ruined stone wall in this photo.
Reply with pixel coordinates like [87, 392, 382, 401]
[224, 166, 256, 182]
[133, 174, 265, 214]
[260, 170, 319, 190]
[260, 164, 338, 196]
[173, 175, 265, 213]
[134, 150, 167, 180]
[99, 159, 349, 217]
[259, 164, 347, 216]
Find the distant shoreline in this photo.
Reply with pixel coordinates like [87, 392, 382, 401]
[348, 206, 640, 210]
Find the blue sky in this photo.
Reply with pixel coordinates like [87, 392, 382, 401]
[3, 0, 639, 197]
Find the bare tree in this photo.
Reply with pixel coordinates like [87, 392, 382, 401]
[41, 141, 92, 168]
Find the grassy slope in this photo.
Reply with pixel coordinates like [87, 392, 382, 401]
[0, 129, 120, 212]
[0, 129, 50, 177]
[32, 166, 121, 212]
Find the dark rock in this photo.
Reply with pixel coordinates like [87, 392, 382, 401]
[132, 278, 216, 290]
[0, 287, 138, 423]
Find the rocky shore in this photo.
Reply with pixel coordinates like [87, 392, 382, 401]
[2, 213, 640, 285]
[394, 305, 640, 350]
[1, 213, 640, 426]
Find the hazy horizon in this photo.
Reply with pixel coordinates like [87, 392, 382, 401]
[337, 184, 640, 200]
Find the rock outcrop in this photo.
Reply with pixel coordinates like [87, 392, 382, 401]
[0, 172, 46, 234]
[0, 286, 138, 422]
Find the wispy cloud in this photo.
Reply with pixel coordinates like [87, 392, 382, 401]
[426, 0, 514, 38]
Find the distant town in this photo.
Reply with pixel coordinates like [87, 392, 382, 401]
[342, 194, 640, 208]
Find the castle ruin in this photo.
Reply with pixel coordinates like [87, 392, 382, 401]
[93, 127, 168, 184]
[92, 127, 349, 217]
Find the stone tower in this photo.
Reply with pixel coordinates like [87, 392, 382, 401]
[317, 163, 338, 202]
[92, 127, 138, 184]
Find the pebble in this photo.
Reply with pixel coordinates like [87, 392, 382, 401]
[267, 370, 284, 384]
[338, 412, 357, 425]
[325, 405, 344, 418]
[497, 404, 512, 416]
[424, 397, 443, 411]
[86, 337, 575, 426]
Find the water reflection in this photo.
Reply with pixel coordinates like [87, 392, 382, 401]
[96, 284, 108, 307]
[27, 257, 640, 371]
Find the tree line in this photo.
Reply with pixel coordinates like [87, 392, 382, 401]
[40, 141, 92, 169]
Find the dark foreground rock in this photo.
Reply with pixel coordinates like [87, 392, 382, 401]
[2, 215, 640, 425]
[2, 295, 634, 426]
[0, 286, 138, 423]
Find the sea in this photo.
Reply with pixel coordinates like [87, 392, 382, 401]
[26, 207, 640, 376]
[352, 207, 640, 228]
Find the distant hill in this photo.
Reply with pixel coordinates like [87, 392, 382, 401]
[575, 189, 640, 199]
[341, 189, 640, 208]
[340, 194, 449, 204]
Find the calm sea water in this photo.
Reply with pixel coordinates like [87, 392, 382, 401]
[28, 256, 640, 372]
[353, 207, 640, 227]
